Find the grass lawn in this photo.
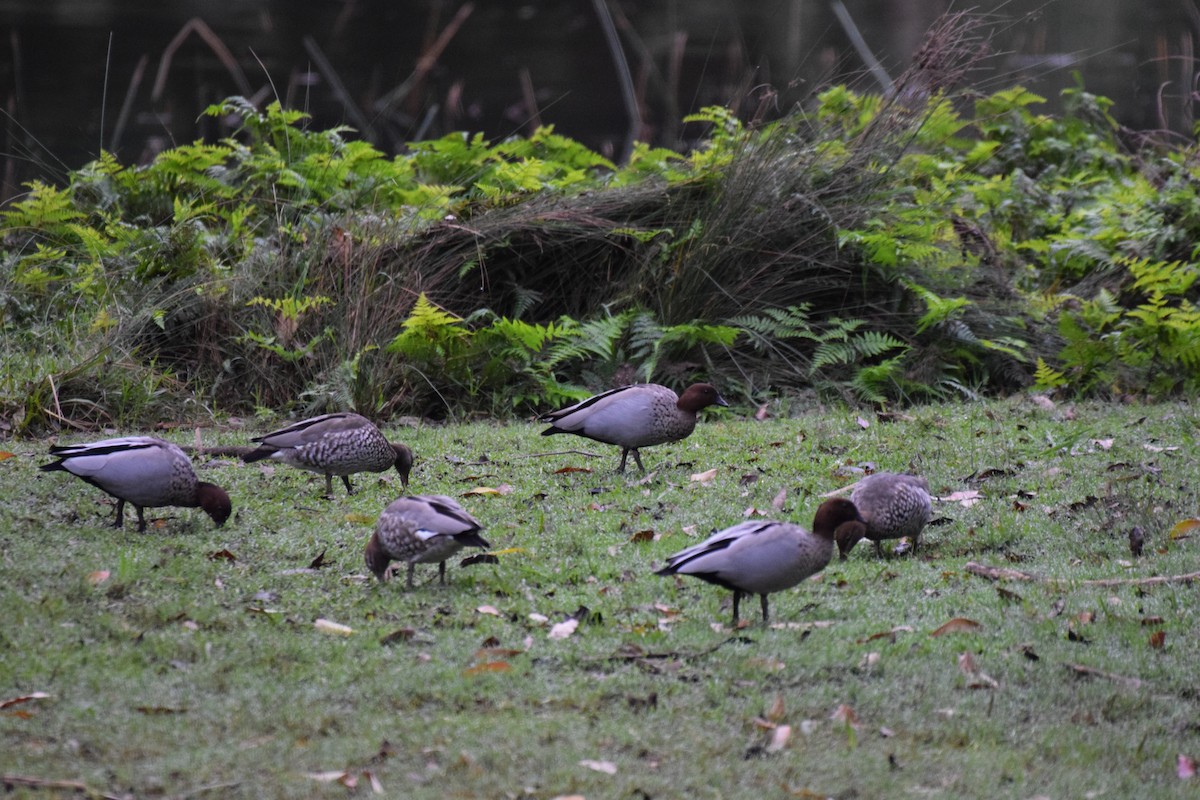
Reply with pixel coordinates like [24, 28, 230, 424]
[3, 397, 1200, 798]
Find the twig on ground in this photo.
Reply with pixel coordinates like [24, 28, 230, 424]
[2, 774, 128, 800]
[1064, 663, 1144, 688]
[965, 561, 1200, 587]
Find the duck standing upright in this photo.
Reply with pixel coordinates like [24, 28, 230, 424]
[243, 412, 413, 496]
[538, 382, 728, 472]
[836, 472, 932, 558]
[364, 495, 491, 588]
[656, 497, 865, 624]
[41, 436, 232, 532]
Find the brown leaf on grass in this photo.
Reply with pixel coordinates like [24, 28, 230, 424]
[344, 512, 376, 525]
[629, 529, 655, 543]
[314, 618, 353, 636]
[475, 647, 524, 660]
[765, 724, 792, 753]
[755, 403, 771, 421]
[1141, 616, 1165, 626]
[771, 487, 787, 510]
[766, 694, 786, 722]
[548, 618, 579, 640]
[476, 605, 501, 616]
[739, 472, 759, 486]
[690, 468, 718, 483]
[464, 661, 511, 676]
[308, 549, 328, 569]
[579, 759, 617, 775]
[207, 549, 237, 561]
[87, 570, 110, 585]
[1169, 518, 1200, 539]
[554, 466, 593, 474]
[930, 618, 983, 637]
[379, 628, 416, 646]
[943, 490, 982, 508]
[1178, 754, 1196, 779]
[462, 484, 514, 496]
[1148, 630, 1167, 650]
[830, 703, 860, 728]
[0, 692, 50, 710]
[957, 652, 999, 689]
[136, 705, 187, 714]
[1092, 438, 1114, 450]
[0, 451, 14, 460]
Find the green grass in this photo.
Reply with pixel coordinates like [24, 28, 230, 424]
[3, 399, 1200, 798]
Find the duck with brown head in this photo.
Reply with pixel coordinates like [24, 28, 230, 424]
[538, 382, 728, 472]
[656, 497, 865, 625]
[41, 436, 232, 532]
[243, 412, 413, 497]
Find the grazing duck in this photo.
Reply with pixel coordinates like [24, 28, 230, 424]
[41, 437, 232, 532]
[538, 382, 728, 472]
[364, 494, 491, 588]
[243, 412, 413, 496]
[836, 472, 932, 558]
[656, 497, 864, 625]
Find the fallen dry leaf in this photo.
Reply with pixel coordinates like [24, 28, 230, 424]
[87, 570, 110, 585]
[690, 468, 719, 483]
[207, 549, 237, 562]
[931, 617, 983, 637]
[755, 403, 770, 421]
[943, 490, 982, 508]
[548, 618, 579, 640]
[579, 759, 617, 775]
[766, 724, 792, 753]
[476, 605, 501, 616]
[344, 512, 376, 525]
[0, 451, 14, 461]
[856, 416, 870, 429]
[830, 704, 859, 727]
[1179, 754, 1197, 779]
[554, 466, 593, 474]
[314, 618, 353, 636]
[464, 661, 511, 676]
[1148, 630, 1167, 650]
[771, 487, 787, 510]
[1092, 438, 1114, 450]
[629, 529, 655, 543]
[766, 694, 786, 722]
[462, 484, 514, 496]
[0, 692, 50, 710]
[1170, 518, 1200, 539]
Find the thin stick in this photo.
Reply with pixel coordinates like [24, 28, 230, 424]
[1064, 663, 1144, 688]
[513, 449, 603, 460]
[152, 18, 252, 102]
[302, 36, 377, 142]
[965, 561, 1200, 587]
[2, 774, 126, 800]
[830, 0, 893, 93]
[110, 53, 147, 153]
[518, 67, 541, 133]
[100, 31, 112, 153]
[591, 0, 640, 163]
[374, 3, 475, 114]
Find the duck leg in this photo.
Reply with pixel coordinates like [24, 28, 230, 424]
[134, 504, 148, 533]
[759, 594, 770, 624]
[406, 562, 417, 589]
[731, 590, 743, 625]
[112, 498, 127, 529]
[341, 474, 354, 495]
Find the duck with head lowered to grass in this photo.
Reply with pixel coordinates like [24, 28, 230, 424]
[656, 497, 865, 625]
[243, 412, 413, 497]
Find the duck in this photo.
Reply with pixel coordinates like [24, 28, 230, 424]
[40, 436, 232, 532]
[655, 497, 864, 625]
[243, 412, 413, 496]
[538, 382, 728, 472]
[364, 494, 491, 588]
[835, 472, 932, 558]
